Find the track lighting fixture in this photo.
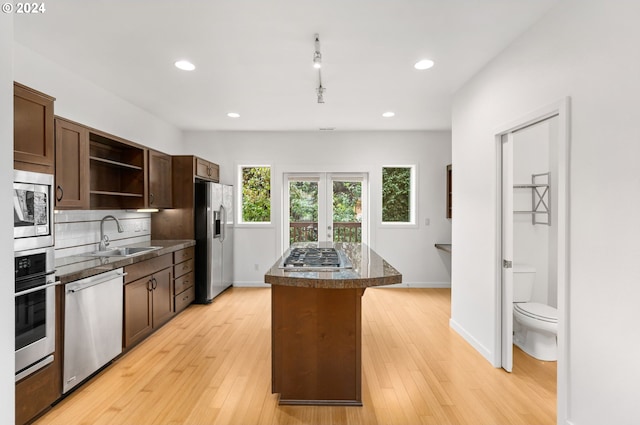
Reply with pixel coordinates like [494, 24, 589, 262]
[314, 34, 325, 103]
[313, 34, 322, 69]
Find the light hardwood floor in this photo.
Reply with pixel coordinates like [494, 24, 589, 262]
[34, 288, 556, 425]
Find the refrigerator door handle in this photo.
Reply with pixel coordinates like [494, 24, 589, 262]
[219, 204, 226, 242]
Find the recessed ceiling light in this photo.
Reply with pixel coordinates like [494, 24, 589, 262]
[382, 111, 395, 118]
[174, 60, 195, 71]
[414, 59, 435, 70]
[227, 112, 240, 118]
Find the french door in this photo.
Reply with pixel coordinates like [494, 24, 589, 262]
[283, 173, 368, 250]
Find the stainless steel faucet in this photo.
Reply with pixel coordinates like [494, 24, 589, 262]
[99, 215, 124, 251]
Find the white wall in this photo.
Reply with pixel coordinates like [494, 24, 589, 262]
[452, 1, 640, 424]
[1, 12, 15, 425]
[13, 43, 182, 154]
[183, 131, 452, 286]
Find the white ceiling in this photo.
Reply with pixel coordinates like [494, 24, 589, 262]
[14, 0, 558, 131]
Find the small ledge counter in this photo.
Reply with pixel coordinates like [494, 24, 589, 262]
[265, 242, 402, 406]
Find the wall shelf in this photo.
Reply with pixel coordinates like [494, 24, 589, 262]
[514, 172, 550, 225]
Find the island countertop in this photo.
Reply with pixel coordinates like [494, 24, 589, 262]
[264, 242, 402, 288]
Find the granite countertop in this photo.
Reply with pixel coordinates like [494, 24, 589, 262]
[264, 242, 402, 289]
[55, 239, 195, 284]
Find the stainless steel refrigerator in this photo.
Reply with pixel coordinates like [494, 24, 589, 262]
[194, 181, 234, 303]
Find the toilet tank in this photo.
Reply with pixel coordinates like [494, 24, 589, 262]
[513, 263, 536, 302]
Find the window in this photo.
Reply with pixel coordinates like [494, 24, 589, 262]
[382, 166, 415, 224]
[240, 165, 271, 223]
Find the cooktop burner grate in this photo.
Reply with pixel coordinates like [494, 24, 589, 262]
[280, 247, 352, 270]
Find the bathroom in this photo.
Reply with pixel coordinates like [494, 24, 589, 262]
[511, 115, 559, 363]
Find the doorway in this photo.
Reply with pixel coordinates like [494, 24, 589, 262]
[496, 98, 570, 421]
[283, 173, 368, 250]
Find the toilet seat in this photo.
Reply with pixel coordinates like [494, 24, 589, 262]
[514, 302, 557, 323]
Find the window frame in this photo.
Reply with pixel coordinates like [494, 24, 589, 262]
[237, 164, 273, 227]
[380, 164, 417, 227]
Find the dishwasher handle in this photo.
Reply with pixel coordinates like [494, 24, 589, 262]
[67, 271, 127, 294]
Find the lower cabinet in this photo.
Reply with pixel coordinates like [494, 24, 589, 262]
[173, 246, 195, 314]
[123, 254, 174, 349]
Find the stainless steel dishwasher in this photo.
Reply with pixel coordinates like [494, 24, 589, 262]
[63, 268, 125, 393]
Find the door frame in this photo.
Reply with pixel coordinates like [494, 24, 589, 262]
[494, 97, 570, 423]
[282, 172, 369, 251]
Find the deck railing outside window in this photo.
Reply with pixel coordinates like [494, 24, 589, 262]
[289, 222, 362, 243]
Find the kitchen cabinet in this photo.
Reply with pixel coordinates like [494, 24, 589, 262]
[173, 246, 195, 313]
[195, 157, 219, 182]
[14, 82, 55, 174]
[15, 285, 63, 425]
[148, 149, 173, 209]
[151, 155, 219, 239]
[54, 118, 90, 209]
[89, 130, 146, 209]
[123, 254, 173, 349]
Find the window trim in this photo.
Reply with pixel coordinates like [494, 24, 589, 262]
[237, 164, 273, 227]
[380, 164, 417, 227]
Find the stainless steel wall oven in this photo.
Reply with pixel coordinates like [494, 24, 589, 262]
[15, 246, 58, 381]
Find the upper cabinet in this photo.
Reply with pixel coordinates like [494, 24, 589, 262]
[54, 118, 90, 209]
[14, 82, 55, 174]
[148, 149, 172, 209]
[195, 157, 219, 182]
[89, 130, 146, 209]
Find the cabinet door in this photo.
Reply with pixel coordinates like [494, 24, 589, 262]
[14, 83, 55, 173]
[124, 277, 153, 349]
[151, 268, 174, 328]
[195, 157, 212, 180]
[55, 118, 90, 209]
[148, 149, 172, 208]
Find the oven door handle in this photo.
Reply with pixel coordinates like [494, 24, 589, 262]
[14, 281, 61, 297]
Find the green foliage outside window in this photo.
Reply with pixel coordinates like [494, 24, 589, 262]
[332, 182, 362, 222]
[242, 166, 271, 222]
[382, 167, 411, 222]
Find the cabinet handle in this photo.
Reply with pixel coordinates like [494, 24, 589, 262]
[149, 193, 154, 205]
[152, 277, 158, 290]
[56, 185, 63, 202]
[147, 279, 153, 292]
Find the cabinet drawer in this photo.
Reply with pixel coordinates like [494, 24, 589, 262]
[174, 271, 194, 295]
[175, 285, 195, 313]
[173, 246, 194, 264]
[125, 253, 172, 283]
[174, 258, 194, 279]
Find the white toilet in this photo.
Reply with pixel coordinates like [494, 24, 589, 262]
[513, 264, 558, 361]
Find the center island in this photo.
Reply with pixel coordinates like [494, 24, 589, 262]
[265, 242, 402, 406]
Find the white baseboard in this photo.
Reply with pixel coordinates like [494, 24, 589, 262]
[380, 282, 451, 288]
[232, 282, 271, 288]
[449, 318, 495, 365]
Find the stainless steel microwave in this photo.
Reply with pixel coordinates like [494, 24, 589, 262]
[14, 170, 54, 251]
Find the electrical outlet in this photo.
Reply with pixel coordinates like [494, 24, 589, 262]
[425, 218, 430, 226]
[254, 263, 260, 271]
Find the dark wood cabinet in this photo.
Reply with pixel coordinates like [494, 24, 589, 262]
[195, 157, 219, 182]
[151, 155, 219, 240]
[54, 118, 90, 209]
[173, 247, 195, 314]
[148, 149, 172, 209]
[123, 254, 174, 349]
[14, 82, 55, 174]
[89, 130, 146, 209]
[446, 164, 452, 219]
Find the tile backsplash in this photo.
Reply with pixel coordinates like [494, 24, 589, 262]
[54, 210, 151, 258]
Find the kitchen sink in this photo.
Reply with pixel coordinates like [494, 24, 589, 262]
[84, 246, 161, 257]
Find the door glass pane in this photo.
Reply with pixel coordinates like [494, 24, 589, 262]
[289, 181, 318, 243]
[332, 180, 362, 242]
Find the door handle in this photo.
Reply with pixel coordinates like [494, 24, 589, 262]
[503, 259, 513, 269]
[56, 185, 63, 202]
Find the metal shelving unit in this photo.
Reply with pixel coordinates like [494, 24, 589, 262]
[514, 172, 550, 225]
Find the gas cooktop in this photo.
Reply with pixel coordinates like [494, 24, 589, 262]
[279, 247, 353, 270]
